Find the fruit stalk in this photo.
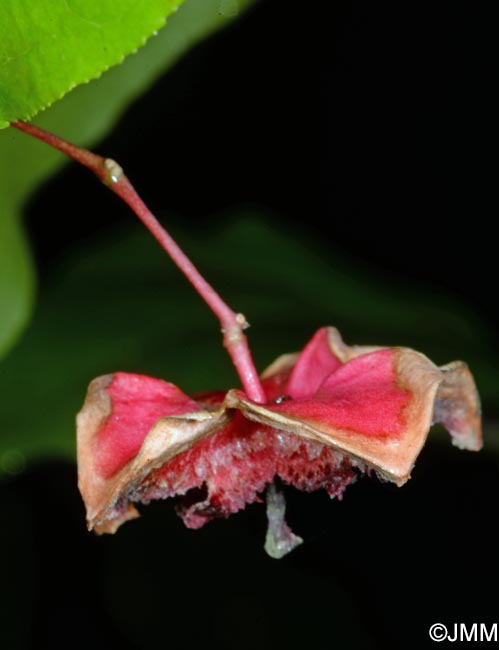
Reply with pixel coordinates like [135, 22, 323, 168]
[12, 120, 266, 403]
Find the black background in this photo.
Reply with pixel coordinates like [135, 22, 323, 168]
[3, 1, 497, 648]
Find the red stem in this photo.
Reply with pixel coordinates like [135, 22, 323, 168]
[12, 120, 266, 403]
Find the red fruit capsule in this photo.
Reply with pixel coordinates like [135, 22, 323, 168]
[77, 327, 481, 551]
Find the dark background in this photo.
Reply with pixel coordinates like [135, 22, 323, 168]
[2, 1, 496, 648]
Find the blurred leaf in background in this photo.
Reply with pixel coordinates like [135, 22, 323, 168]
[0, 0, 254, 359]
[0, 211, 496, 474]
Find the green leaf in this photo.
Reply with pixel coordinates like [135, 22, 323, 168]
[0, 0, 186, 128]
[0, 212, 496, 474]
[0, 0, 254, 359]
[0, 202, 34, 360]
